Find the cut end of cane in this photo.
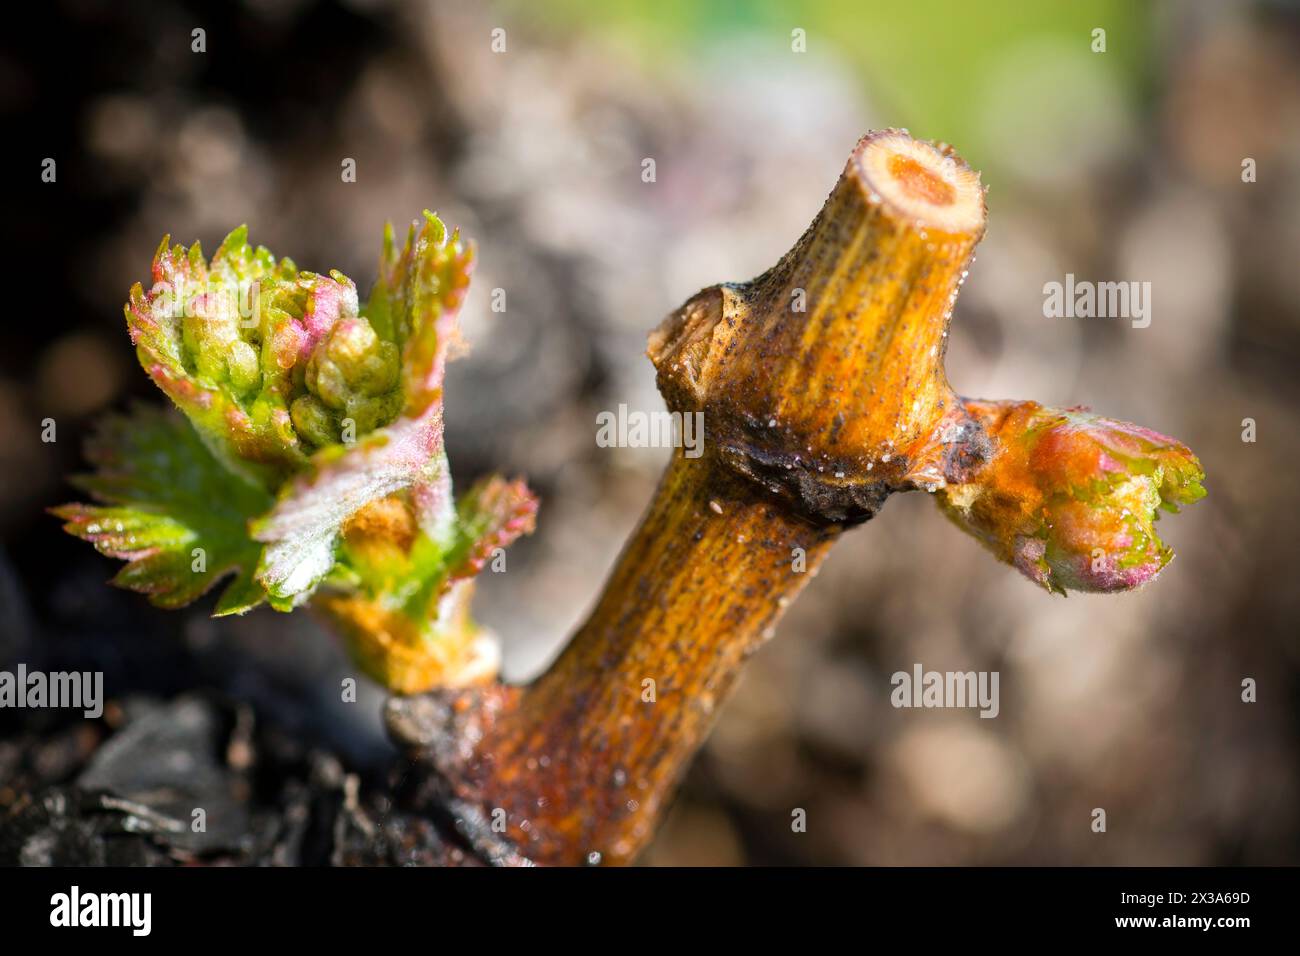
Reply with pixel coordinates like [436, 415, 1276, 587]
[852, 129, 987, 237]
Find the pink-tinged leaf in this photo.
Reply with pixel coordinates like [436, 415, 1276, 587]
[251, 417, 448, 606]
[451, 476, 539, 581]
[367, 211, 475, 415]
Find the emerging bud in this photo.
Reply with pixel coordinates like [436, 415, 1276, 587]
[62, 212, 538, 690]
[936, 400, 1206, 594]
[126, 227, 385, 486]
[295, 316, 403, 445]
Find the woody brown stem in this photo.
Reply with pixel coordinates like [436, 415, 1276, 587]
[389, 130, 991, 865]
[427, 453, 837, 864]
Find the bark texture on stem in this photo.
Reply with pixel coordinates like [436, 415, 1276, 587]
[430, 453, 836, 864]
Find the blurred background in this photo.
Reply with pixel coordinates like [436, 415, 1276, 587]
[1, 0, 1298, 864]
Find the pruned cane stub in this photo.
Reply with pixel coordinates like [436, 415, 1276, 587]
[648, 129, 992, 526]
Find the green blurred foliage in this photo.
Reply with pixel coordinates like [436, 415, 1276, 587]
[511, 0, 1152, 179]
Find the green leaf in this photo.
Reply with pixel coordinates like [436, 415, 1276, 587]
[51, 404, 273, 614]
